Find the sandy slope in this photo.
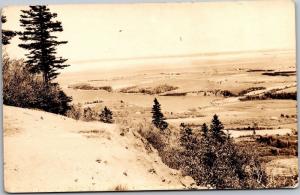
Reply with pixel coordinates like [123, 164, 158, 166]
[3, 106, 195, 192]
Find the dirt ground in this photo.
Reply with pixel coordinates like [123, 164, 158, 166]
[3, 106, 196, 192]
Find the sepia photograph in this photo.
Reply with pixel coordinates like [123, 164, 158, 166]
[1, 0, 298, 192]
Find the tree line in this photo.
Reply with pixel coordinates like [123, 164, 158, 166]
[147, 98, 268, 189]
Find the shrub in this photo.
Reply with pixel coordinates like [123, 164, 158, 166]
[3, 56, 72, 115]
[83, 107, 95, 121]
[99, 106, 114, 123]
[220, 90, 237, 97]
[66, 104, 82, 120]
[143, 129, 166, 152]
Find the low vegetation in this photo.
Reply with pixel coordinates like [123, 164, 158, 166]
[160, 92, 187, 96]
[247, 69, 274, 72]
[66, 103, 114, 123]
[256, 135, 297, 156]
[220, 90, 237, 97]
[99, 106, 114, 123]
[3, 55, 72, 115]
[138, 114, 269, 189]
[120, 84, 178, 95]
[238, 87, 266, 96]
[68, 83, 113, 92]
[262, 71, 296, 77]
[240, 91, 297, 101]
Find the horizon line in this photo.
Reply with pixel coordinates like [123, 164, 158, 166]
[68, 48, 294, 64]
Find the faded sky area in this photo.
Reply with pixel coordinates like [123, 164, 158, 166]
[2, 0, 296, 72]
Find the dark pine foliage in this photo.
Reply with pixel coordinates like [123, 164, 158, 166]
[99, 106, 114, 123]
[180, 123, 198, 151]
[201, 123, 209, 137]
[151, 98, 168, 131]
[210, 114, 226, 143]
[2, 15, 17, 45]
[177, 115, 267, 189]
[19, 5, 69, 84]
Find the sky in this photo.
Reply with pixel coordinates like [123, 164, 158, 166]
[2, 0, 296, 72]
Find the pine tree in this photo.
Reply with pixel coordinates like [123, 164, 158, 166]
[19, 6, 69, 84]
[2, 15, 16, 45]
[180, 123, 198, 151]
[99, 106, 113, 123]
[151, 98, 168, 131]
[210, 114, 226, 143]
[201, 123, 209, 137]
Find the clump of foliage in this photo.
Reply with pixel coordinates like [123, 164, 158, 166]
[66, 103, 82, 120]
[238, 87, 266, 96]
[69, 83, 113, 92]
[262, 71, 296, 77]
[240, 90, 297, 101]
[151, 98, 168, 131]
[83, 107, 96, 121]
[3, 55, 72, 115]
[99, 106, 114, 123]
[220, 90, 237, 97]
[256, 135, 298, 156]
[120, 84, 178, 95]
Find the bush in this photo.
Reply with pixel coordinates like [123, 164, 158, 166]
[99, 106, 114, 123]
[83, 107, 96, 121]
[3, 56, 72, 115]
[66, 103, 82, 120]
[220, 90, 237, 97]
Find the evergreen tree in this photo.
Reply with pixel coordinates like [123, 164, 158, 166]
[2, 15, 16, 45]
[210, 114, 226, 143]
[151, 98, 168, 131]
[179, 123, 198, 151]
[19, 6, 69, 84]
[201, 123, 209, 137]
[99, 106, 113, 123]
[179, 123, 201, 181]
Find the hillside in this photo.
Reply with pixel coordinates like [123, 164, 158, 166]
[3, 106, 196, 192]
